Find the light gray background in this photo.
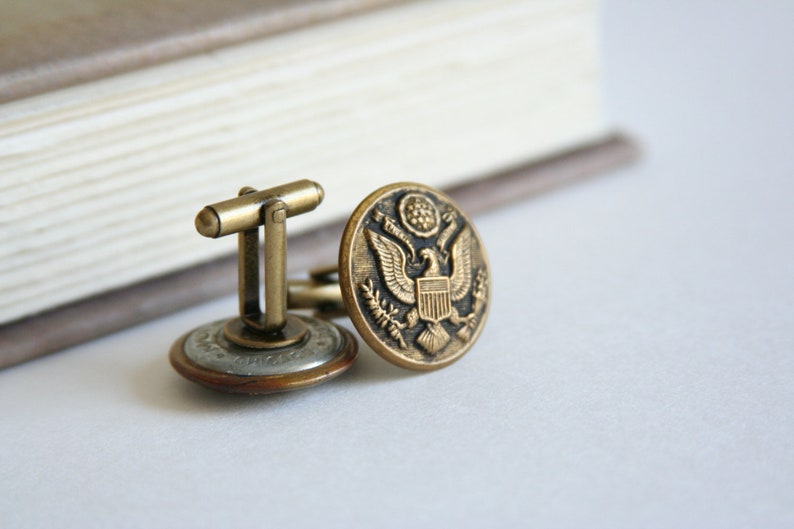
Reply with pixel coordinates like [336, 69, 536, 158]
[2, 1, 792, 527]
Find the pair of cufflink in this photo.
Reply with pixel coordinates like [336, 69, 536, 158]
[170, 180, 490, 394]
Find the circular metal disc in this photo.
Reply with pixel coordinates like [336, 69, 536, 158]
[339, 183, 490, 370]
[170, 314, 357, 394]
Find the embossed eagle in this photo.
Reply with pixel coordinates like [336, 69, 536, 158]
[365, 226, 474, 354]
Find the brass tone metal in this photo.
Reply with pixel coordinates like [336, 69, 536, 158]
[338, 183, 490, 370]
[285, 183, 491, 371]
[287, 266, 346, 318]
[171, 179, 487, 391]
[169, 180, 357, 394]
[195, 179, 324, 238]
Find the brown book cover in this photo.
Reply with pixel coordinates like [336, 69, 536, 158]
[0, 0, 403, 103]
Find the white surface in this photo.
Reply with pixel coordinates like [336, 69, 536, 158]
[2, 1, 793, 527]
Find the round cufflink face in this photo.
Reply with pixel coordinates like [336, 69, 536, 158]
[339, 183, 490, 370]
[170, 315, 357, 394]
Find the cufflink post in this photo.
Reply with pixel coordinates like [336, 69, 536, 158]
[170, 180, 357, 394]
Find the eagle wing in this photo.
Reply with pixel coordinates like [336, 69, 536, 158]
[449, 226, 473, 301]
[365, 229, 415, 305]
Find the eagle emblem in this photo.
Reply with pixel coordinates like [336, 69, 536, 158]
[359, 193, 487, 355]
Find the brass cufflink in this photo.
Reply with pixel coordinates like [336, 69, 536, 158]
[169, 180, 358, 394]
[170, 180, 490, 394]
[291, 182, 490, 371]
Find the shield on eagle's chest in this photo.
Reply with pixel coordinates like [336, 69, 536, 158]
[416, 277, 452, 323]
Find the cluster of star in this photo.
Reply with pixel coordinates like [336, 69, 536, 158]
[401, 195, 439, 236]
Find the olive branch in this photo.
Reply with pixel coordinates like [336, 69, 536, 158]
[358, 278, 408, 349]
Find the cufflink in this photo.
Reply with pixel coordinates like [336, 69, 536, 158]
[290, 182, 490, 371]
[169, 181, 358, 394]
[170, 180, 490, 394]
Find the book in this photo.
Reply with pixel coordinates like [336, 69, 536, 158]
[0, 0, 634, 367]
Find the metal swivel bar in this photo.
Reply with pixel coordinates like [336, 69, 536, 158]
[194, 179, 324, 345]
